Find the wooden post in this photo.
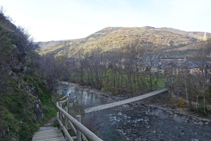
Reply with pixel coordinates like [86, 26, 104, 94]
[67, 96, 70, 114]
[76, 115, 82, 141]
[56, 102, 103, 141]
[65, 97, 69, 129]
[65, 108, 68, 129]
[67, 120, 88, 141]
[59, 102, 62, 120]
[60, 102, 64, 123]
[57, 112, 74, 141]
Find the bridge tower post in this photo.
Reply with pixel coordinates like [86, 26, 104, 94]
[203, 32, 207, 41]
[165, 80, 172, 95]
[165, 81, 168, 88]
[166, 78, 176, 97]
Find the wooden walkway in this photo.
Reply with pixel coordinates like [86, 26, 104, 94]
[32, 128, 65, 141]
[85, 88, 168, 113]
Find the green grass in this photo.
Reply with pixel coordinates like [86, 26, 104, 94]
[0, 75, 57, 141]
[71, 69, 165, 95]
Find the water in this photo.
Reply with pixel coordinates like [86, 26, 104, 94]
[57, 85, 107, 108]
[57, 84, 211, 141]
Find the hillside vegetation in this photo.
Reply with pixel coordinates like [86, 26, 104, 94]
[160, 27, 211, 40]
[36, 26, 210, 58]
[0, 9, 57, 141]
[161, 41, 211, 57]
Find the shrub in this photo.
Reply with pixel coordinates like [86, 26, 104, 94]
[178, 100, 186, 108]
[196, 103, 206, 116]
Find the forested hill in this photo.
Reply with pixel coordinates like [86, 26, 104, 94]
[0, 10, 56, 140]
[36, 26, 210, 58]
[159, 27, 211, 40]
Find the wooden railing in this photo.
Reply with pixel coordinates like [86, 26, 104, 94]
[56, 95, 103, 141]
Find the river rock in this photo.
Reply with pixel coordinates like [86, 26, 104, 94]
[198, 121, 204, 125]
[191, 139, 199, 141]
[204, 122, 209, 125]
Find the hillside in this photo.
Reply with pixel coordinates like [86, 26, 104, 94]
[160, 27, 211, 40]
[160, 41, 211, 56]
[36, 26, 210, 58]
[0, 9, 56, 141]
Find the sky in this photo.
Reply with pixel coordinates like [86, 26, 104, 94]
[1, 0, 211, 42]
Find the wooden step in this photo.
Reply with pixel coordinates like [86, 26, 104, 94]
[32, 137, 65, 141]
[32, 128, 65, 141]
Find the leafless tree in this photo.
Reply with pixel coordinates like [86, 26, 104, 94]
[194, 47, 209, 115]
[39, 54, 70, 93]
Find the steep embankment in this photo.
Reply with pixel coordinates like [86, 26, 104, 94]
[36, 26, 211, 57]
[0, 10, 57, 141]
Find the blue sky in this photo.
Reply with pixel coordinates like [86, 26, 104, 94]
[1, 0, 211, 41]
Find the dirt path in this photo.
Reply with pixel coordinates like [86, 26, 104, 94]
[32, 117, 65, 141]
[38, 117, 57, 131]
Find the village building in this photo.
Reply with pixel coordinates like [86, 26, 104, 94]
[160, 55, 186, 64]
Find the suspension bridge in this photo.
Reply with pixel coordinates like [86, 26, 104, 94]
[85, 88, 168, 113]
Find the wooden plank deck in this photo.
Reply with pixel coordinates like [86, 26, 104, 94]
[85, 88, 168, 113]
[32, 128, 65, 141]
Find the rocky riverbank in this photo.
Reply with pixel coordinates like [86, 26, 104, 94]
[59, 81, 211, 126]
[59, 81, 211, 141]
[105, 103, 211, 141]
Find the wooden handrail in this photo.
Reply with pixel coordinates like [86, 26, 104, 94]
[60, 94, 68, 100]
[61, 114, 88, 141]
[57, 112, 74, 141]
[59, 99, 68, 104]
[56, 101, 103, 141]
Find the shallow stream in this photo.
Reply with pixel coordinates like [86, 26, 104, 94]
[57, 84, 211, 141]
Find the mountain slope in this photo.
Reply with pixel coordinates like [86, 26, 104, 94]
[36, 26, 210, 58]
[160, 27, 211, 40]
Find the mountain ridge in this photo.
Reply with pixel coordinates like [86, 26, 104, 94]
[36, 26, 211, 57]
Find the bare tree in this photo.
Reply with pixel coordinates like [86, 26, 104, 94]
[194, 47, 209, 115]
[39, 54, 70, 93]
[139, 47, 160, 91]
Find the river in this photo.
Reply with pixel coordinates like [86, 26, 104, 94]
[57, 84, 211, 141]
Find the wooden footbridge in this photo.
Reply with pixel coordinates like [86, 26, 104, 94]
[32, 87, 168, 141]
[85, 88, 168, 113]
